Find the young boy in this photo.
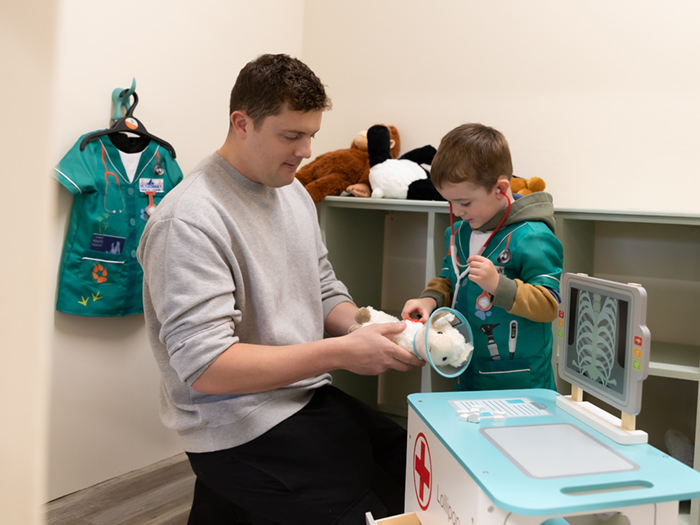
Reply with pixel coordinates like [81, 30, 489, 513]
[402, 123, 563, 391]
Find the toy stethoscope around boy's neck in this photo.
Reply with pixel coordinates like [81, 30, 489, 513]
[448, 188, 512, 309]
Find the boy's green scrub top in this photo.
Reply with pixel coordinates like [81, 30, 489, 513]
[440, 220, 562, 391]
[53, 133, 183, 317]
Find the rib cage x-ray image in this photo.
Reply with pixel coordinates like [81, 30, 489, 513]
[567, 288, 629, 396]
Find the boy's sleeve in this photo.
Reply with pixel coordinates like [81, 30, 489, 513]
[53, 137, 99, 195]
[420, 276, 452, 308]
[492, 228, 563, 322]
[495, 280, 559, 322]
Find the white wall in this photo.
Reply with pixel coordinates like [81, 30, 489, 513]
[0, 0, 57, 523]
[47, 0, 306, 500]
[303, 0, 700, 214]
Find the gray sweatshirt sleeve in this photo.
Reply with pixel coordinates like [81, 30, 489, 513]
[140, 217, 239, 385]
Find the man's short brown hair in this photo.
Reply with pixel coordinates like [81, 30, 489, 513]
[229, 54, 332, 129]
[430, 123, 513, 190]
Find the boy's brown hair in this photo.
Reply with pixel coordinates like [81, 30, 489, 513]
[229, 54, 332, 130]
[430, 123, 513, 190]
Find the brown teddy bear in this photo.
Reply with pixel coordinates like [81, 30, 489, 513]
[511, 176, 546, 195]
[295, 125, 400, 203]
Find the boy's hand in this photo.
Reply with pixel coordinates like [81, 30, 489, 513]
[467, 255, 499, 295]
[401, 297, 438, 323]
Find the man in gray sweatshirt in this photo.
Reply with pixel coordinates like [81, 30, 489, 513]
[137, 54, 424, 524]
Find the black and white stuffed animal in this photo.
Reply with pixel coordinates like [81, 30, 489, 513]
[367, 125, 441, 200]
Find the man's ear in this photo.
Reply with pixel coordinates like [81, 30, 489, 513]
[230, 111, 250, 138]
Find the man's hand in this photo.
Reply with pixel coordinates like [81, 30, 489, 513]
[341, 321, 425, 375]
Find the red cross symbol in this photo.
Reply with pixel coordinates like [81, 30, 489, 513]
[413, 432, 432, 511]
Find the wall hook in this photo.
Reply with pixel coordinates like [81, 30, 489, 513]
[111, 78, 136, 121]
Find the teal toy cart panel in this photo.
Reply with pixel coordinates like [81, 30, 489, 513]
[407, 389, 700, 517]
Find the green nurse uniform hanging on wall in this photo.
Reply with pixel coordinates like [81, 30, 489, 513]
[53, 120, 183, 317]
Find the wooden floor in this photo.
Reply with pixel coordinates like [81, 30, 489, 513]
[45, 453, 195, 525]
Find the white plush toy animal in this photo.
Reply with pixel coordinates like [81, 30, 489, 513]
[369, 159, 427, 199]
[366, 124, 428, 200]
[349, 306, 473, 368]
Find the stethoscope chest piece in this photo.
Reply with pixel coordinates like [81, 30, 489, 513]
[497, 247, 512, 264]
[153, 163, 165, 176]
[476, 290, 492, 311]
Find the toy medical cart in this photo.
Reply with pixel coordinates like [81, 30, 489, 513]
[403, 275, 700, 524]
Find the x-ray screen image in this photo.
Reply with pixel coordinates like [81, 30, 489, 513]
[559, 273, 649, 414]
[565, 287, 630, 397]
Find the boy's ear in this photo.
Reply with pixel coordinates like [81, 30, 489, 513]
[495, 177, 510, 196]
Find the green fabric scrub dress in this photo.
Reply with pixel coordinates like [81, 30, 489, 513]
[53, 132, 183, 316]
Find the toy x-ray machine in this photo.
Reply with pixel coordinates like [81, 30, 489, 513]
[397, 274, 700, 525]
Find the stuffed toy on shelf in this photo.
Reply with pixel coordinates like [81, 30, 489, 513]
[511, 175, 546, 195]
[361, 124, 441, 201]
[295, 125, 400, 203]
[365, 124, 428, 199]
